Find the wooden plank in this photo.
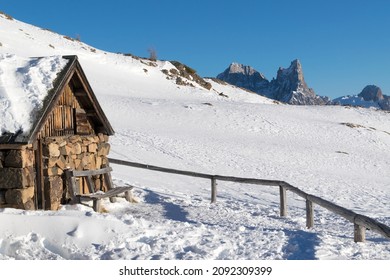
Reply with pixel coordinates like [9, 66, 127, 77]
[306, 199, 314, 228]
[93, 186, 133, 199]
[70, 167, 112, 177]
[279, 185, 287, 217]
[79, 186, 133, 200]
[211, 178, 217, 203]
[85, 175, 95, 194]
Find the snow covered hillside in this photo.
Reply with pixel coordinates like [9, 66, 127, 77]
[0, 14, 390, 260]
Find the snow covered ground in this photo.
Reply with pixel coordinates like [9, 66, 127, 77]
[0, 14, 390, 260]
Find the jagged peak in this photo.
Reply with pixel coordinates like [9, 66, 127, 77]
[278, 59, 301, 74]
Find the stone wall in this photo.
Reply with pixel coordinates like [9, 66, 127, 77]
[0, 133, 111, 211]
[0, 147, 36, 210]
[42, 133, 110, 210]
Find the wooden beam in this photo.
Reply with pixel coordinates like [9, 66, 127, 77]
[279, 185, 287, 217]
[211, 178, 217, 203]
[0, 144, 32, 150]
[306, 199, 314, 228]
[307, 194, 356, 223]
[93, 199, 102, 213]
[354, 223, 366, 242]
[68, 166, 112, 177]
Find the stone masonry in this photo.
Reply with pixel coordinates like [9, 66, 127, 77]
[0, 133, 111, 211]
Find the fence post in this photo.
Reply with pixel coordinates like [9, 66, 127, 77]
[306, 199, 314, 228]
[354, 224, 366, 242]
[211, 177, 217, 203]
[279, 185, 287, 217]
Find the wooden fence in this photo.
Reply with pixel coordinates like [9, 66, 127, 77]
[108, 158, 390, 243]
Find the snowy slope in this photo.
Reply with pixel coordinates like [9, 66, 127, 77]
[1, 14, 390, 260]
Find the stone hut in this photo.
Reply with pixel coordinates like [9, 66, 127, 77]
[0, 55, 114, 210]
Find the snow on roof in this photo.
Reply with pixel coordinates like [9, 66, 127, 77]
[0, 54, 68, 138]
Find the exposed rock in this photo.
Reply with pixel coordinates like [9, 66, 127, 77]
[216, 62, 270, 95]
[358, 85, 384, 102]
[166, 61, 212, 90]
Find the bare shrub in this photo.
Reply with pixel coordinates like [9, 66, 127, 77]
[148, 47, 157, 61]
[0, 11, 13, 20]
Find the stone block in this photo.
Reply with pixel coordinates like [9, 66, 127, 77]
[23, 199, 35, 210]
[88, 143, 98, 153]
[98, 143, 110, 156]
[0, 167, 35, 189]
[5, 186, 35, 205]
[72, 143, 82, 155]
[60, 144, 72, 156]
[80, 153, 90, 169]
[56, 155, 67, 170]
[89, 136, 98, 143]
[98, 133, 109, 143]
[43, 143, 60, 157]
[69, 135, 81, 143]
[47, 158, 57, 168]
[4, 149, 34, 168]
[44, 167, 63, 176]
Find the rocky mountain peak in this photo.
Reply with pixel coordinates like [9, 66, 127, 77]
[227, 62, 266, 79]
[358, 85, 384, 102]
[216, 63, 269, 94]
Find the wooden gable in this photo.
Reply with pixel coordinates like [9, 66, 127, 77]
[29, 55, 114, 143]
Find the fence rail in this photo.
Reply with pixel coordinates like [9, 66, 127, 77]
[108, 157, 390, 242]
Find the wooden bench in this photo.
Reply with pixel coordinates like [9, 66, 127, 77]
[65, 166, 134, 212]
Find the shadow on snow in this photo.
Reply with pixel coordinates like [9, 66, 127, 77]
[282, 229, 320, 260]
[143, 189, 196, 224]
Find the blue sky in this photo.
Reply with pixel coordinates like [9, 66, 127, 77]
[2, 0, 390, 98]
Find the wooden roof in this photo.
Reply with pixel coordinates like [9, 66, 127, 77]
[0, 55, 114, 145]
